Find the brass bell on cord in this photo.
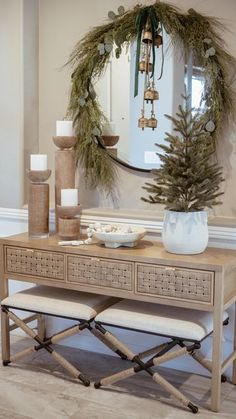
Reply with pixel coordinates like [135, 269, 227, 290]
[139, 60, 153, 74]
[142, 24, 153, 44]
[148, 113, 158, 130]
[138, 109, 148, 130]
[137, 22, 162, 131]
[154, 34, 163, 48]
[144, 85, 159, 103]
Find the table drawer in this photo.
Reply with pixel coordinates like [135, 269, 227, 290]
[67, 255, 133, 291]
[5, 246, 65, 280]
[135, 263, 214, 304]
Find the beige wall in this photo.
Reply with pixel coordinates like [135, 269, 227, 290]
[0, 0, 38, 208]
[0, 0, 24, 208]
[23, 0, 39, 193]
[23, 0, 39, 203]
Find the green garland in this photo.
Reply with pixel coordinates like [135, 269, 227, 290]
[67, 1, 236, 194]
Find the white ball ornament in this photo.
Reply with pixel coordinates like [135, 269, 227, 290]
[208, 47, 216, 56]
[205, 120, 216, 133]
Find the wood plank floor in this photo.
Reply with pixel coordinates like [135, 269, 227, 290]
[0, 334, 235, 419]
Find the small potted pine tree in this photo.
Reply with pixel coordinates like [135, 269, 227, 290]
[142, 98, 224, 254]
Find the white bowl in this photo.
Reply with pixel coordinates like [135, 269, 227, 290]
[94, 227, 146, 248]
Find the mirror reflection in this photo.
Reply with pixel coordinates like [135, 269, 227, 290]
[96, 33, 203, 170]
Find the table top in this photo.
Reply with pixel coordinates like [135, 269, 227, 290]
[2, 232, 236, 273]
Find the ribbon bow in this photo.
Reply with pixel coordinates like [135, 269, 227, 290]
[134, 6, 159, 97]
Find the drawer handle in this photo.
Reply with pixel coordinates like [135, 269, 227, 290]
[90, 257, 100, 262]
[165, 267, 176, 271]
[26, 249, 34, 253]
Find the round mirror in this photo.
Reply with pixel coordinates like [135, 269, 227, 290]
[95, 33, 187, 171]
[68, 2, 236, 193]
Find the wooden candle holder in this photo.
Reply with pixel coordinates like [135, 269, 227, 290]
[53, 136, 78, 231]
[57, 204, 81, 240]
[27, 169, 51, 239]
[53, 136, 77, 150]
[101, 135, 119, 147]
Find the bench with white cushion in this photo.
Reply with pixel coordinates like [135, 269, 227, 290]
[94, 299, 229, 414]
[1, 285, 117, 386]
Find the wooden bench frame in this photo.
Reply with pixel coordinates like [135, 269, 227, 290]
[93, 318, 229, 414]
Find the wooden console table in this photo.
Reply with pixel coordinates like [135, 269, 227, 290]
[1, 233, 236, 411]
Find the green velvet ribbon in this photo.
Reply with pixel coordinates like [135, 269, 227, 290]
[134, 6, 159, 97]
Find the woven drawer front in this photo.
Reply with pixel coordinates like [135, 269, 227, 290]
[136, 264, 213, 303]
[6, 247, 64, 280]
[67, 255, 133, 290]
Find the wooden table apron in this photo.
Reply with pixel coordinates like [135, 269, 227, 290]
[1, 233, 236, 412]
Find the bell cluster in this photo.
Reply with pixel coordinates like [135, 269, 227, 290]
[138, 24, 162, 131]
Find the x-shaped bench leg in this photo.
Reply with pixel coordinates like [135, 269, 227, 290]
[94, 324, 199, 414]
[1, 307, 90, 386]
[178, 341, 227, 383]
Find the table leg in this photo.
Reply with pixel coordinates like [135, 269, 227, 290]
[211, 272, 224, 412]
[232, 301, 236, 384]
[0, 267, 10, 363]
[1, 308, 10, 363]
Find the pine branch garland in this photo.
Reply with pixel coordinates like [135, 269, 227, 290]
[66, 1, 236, 193]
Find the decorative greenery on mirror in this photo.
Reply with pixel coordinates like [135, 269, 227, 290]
[67, 1, 236, 195]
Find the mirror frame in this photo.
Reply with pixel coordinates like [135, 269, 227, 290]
[67, 1, 236, 195]
[97, 137, 151, 173]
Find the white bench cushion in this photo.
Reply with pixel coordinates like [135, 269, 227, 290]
[1, 286, 117, 321]
[95, 300, 228, 341]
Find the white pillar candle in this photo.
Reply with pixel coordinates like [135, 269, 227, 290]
[102, 122, 116, 135]
[56, 120, 73, 136]
[61, 189, 78, 206]
[30, 154, 47, 171]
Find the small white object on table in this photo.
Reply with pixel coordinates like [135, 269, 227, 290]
[59, 239, 92, 246]
[58, 223, 146, 248]
[90, 223, 146, 248]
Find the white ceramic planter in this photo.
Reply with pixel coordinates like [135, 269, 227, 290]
[162, 210, 208, 255]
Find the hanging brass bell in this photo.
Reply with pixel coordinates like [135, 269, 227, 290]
[138, 116, 148, 130]
[148, 116, 158, 130]
[142, 30, 152, 44]
[144, 89, 159, 103]
[138, 110, 148, 130]
[139, 60, 153, 73]
[154, 34, 163, 48]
